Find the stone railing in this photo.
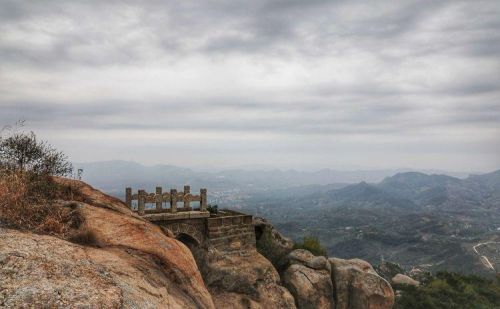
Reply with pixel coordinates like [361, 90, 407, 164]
[125, 185, 207, 216]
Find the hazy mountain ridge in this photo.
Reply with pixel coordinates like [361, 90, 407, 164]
[239, 170, 500, 277]
[315, 170, 500, 210]
[75, 160, 473, 198]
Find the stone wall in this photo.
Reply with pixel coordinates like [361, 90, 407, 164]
[207, 214, 255, 252]
[147, 207, 256, 253]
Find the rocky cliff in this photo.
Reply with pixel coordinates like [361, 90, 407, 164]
[0, 178, 394, 308]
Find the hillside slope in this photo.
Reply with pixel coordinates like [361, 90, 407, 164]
[0, 178, 215, 308]
[0, 177, 396, 308]
[241, 170, 500, 276]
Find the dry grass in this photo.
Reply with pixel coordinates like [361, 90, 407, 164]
[0, 169, 83, 238]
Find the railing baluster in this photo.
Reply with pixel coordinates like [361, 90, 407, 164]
[138, 189, 145, 215]
[200, 188, 207, 212]
[125, 187, 132, 208]
[170, 189, 177, 213]
[156, 186, 162, 210]
[184, 185, 191, 210]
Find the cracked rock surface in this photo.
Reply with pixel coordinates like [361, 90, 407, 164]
[330, 258, 394, 309]
[282, 249, 335, 309]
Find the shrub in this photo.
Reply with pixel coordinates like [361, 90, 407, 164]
[207, 204, 218, 214]
[293, 236, 327, 257]
[0, 129, 78, 238]
[0, 131, 72, 176]
[0, 169, 87, 241]
[395, 271, 500, 309]
[257, 228, 286, 268]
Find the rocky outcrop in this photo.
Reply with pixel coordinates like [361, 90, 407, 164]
[254, 217, 294, 270]
[1, 178, 214, 308]
[196, 248, 296, 309]
[287, 249, 332, 272]
[282, 249, 335, 309]
[329, 258, 394, 309]
[0, 177, 397, 309]
[0, 228, 211, 308]
[391, 274, 419, 287]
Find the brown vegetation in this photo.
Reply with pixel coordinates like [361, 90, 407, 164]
[0, 170, 84, 238]
[0, 128, 85, 240]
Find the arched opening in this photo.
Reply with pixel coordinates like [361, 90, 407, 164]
[176, 233, 200, 250]
[175, 233, 205, 270]
[255, 225, 263, 241]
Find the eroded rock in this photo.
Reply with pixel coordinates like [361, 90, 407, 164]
[329, 258, 394, 309]
[0, 228, 212, 308]
[254, 217, 294, 270]
[198, 249, 296, 309]
[288, 249, 331, 272]
[282, 249, 335, 309]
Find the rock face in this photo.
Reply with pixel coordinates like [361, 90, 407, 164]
[282, 250, 335, 309]
[196, 247, 296, 309]
[0, 229, 210, 308]
[254, 217, 294, 270]
[391, 274, 420, 287]
[0, 178, 214, 309]
[0, 177, 397, 309]
[329, 258, 394, 309]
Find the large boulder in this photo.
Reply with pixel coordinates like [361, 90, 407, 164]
[0, 228, 213, 308]
[391, 274, 420, 287]
[329, 258, 394, 309]
[0, 178, 215, 308]
[254, 217, 294, 270]
[282, 249, 335, 309]
[288, 249, 332, 272]
[198, 249, 296, 309]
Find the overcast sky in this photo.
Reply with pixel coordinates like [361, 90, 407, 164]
[1, 0, 499, 172]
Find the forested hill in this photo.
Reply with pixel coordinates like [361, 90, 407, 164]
[240, 170, 500, 277]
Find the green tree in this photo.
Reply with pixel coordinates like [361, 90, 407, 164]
[395, 272, 500, 309]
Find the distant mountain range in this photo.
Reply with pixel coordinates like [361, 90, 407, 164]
[74, 160, 472, 198]
[239, 170, 500, 277]
[324, 170, 500, 210]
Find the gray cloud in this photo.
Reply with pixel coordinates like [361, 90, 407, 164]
[0, 0, 499, 171]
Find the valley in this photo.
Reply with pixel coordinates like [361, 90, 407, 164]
[80, 161, 500, 278]
[233, 170, 500, 277]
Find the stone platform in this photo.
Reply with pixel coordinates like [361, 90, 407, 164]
[125, 186, 256, 252]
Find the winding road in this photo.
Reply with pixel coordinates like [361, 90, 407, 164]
[473, 242, 500, 271]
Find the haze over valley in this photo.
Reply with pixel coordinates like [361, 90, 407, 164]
[77, 160, 500, 277]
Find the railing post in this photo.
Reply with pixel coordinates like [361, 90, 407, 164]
[184, 185, 191, 210]
[170, 189, 177, 213]
[125, 187, 132, 209]
[138, 189, 145, 215]
[156, 186, 162, 210]
[200, 188, 207, 212]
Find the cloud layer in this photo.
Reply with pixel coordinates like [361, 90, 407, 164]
[1, 0, 499, 171]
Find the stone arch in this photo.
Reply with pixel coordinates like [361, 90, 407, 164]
[163, 223, 204, 246]
[176, 233, 200, 249]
